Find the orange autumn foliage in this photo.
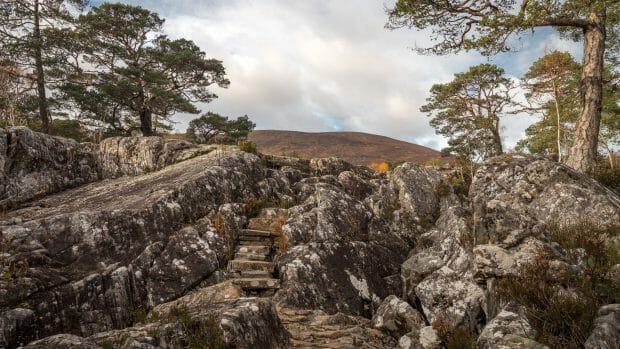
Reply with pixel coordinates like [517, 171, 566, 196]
[370, 161, 390, 173]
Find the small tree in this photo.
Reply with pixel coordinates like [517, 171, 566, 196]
[421, 63, 515, 163]
[187, 112, 256, 144]
[521, 51, 581, 162]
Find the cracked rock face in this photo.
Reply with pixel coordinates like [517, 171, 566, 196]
[274, 183, 409, 317]
[477, 303, 547, 349]
[0, 127, 98, 209]
[0, 149, 268, 347]
[372, 295, 426, 338]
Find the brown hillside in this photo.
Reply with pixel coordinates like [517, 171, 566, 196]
[248, 130, 445, 166]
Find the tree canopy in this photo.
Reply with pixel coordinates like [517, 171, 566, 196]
[0, 0, 88, 132]
[421, 63, 514, 162]
[186, 112, 256, 144]
[60, 3, 230, 136]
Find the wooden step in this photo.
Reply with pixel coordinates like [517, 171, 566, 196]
[238, 235, 272, 242]
[239, 270, 273, 278]
[232, 278, 280, 290]
[234, 252, 269, 261]
[238, 240, 271, 246]
[240, 229, 272, 237]
[236, 245, 271, 255]
[229, 260, 274, 273]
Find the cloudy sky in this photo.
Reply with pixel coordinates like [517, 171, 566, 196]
[93, 0, 582, 150]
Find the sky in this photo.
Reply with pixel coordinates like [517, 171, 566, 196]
[91, 0, 583, 151]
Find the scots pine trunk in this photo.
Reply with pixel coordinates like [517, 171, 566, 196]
[567, 11, 606, 173]
[553, 82, 562, 163]
[492, 119, 503, 156]
[33, 0, 50, 133]
[140, 108, 153, 136]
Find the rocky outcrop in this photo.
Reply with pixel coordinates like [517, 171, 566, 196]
[0, 127, 98, 209]
[372, 295, 426, 337]
[0, 150, 268, 346]
[274, 183, 409, 316]
[97, 136, 216, 178]
[3, 130, 620, 348]
[25, 297, 290, 349]
[0, 127, 217, 209]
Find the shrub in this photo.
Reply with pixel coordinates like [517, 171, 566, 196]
[591, 159, 620, 194]
[431, 315, 476, 349]
[497, 220, 620, 348]
[237, 140, 258, 154]
[435, 181, 451, 198]
[370, 161, 390, 173]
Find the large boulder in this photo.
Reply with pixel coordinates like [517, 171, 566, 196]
[471, 155, 620, 248]
[0, 127, 98, 209]
[367, 162, 443, 245]
[24, 297, 290, 349]
[96, 136, 215, 178]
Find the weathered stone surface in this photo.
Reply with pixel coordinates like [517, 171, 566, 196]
[0, 127, 98, 209]
[150, 280, 243, 316]
[25, 297, 290, 349]
[0, 308, 36, 348]
[310, 157, 354, 176]
[274, 183, 408, 317]
[367, 162, 443, 245]
[585, 304, 620, 349]
[97, 136, 215, 178]
[0, 150, 268, 345]
[471, 156, 620, 248]
[146, 218, 228, 306]
[22, 334, 101, 349]
[415, 266, 485, 333]
[372, 295, 426, 337]
[477, 303, 547, 349]
[398, 326, 441, 349]
[278, 307, 397, 348]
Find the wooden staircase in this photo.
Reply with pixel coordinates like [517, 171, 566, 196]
[229, 225, 281, 295]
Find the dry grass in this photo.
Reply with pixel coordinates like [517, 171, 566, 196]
[211, 213, 234, 261]
[497, 220, 620, 348]
[269, 216, 289, 255]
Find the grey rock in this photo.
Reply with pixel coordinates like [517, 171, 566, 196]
[372, 295, 426, 337]
[478, 303, 548, 349]
[398, 326, 441, 349]
[585, 304, 620, 349]
[471, 156, 620, 248]
[0, 308, 36, 348]
[21, 334, 101, 349]
[97, 136, 215, 178]
[0, 151, 267, 344]
[0, 127, 98, 209]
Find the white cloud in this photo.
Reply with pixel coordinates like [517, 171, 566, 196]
[117, 0, 582, 150]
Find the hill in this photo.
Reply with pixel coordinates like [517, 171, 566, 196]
[248, 130, 445, 165]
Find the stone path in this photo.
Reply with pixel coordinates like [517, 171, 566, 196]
[228, 224, 280, 295]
